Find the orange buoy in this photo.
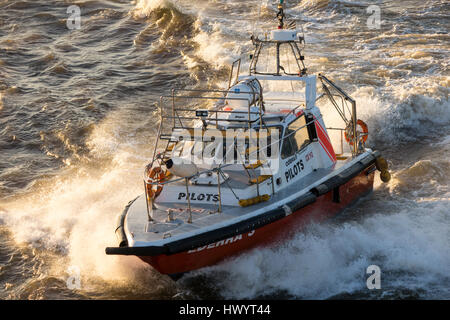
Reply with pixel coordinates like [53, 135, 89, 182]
[345, 119, 369, 146]
[145, 166, 166, 199]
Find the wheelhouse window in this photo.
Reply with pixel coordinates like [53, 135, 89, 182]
[281, 114, 311, 159]
[225, 126, 281, 164]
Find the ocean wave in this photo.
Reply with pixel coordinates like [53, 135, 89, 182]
[0, 154, 147, 282]
[389, 159, 450, 199]
[0, 0, 448, 299]
[186, 196, 450, 299]
[369, 79, 449, 144]
[132, 0, 173, 17]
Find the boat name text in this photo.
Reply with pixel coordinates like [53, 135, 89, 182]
[187, 230, 255, 253]
[178, 192, 219, 202]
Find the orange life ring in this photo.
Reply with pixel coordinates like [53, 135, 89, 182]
[344, 119, 369, 146]
[145, 166, 166, 199]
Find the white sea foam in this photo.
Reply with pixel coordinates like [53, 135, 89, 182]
[133, 0, 170, 17]
[0, 109, 156, 282]
[0, 163, 146, 281]
[319, 76, 450, 149]
[189, 194, 450, 299]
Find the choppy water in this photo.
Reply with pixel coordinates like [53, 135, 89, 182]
[0, 0, 449, 299]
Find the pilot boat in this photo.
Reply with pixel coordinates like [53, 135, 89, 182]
[105, 2, 391, 280]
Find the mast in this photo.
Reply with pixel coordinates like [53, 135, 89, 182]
[249, 0, 307, 77]
[277, 0, 285, 29]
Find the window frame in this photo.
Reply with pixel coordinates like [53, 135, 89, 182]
[281, 113, 312, 159]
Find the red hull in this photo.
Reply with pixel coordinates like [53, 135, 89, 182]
[139, 168, 375, 275]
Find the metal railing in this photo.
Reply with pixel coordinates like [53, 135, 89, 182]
[145, 74, 362, 225]
[318, 74, 359, 156]
[249, 36, 307, 76]
[145, 106, 323, 224]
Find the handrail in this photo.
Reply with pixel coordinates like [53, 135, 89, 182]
[166, 108, 261, 114]
[150, 76, 350, 189]
[281, 104, 303, 122]
[151, 85, 265, 172]
[170, 88, 258, 95]
[161, 94, 254, 100]
[319, 74, 355, 104]
[163, 116, 259, 123]
[146, 89, 322, 222]
[318, 74, 358, 156]
[228, 58, 241, 89]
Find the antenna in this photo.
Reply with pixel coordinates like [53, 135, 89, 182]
[276, 0, 285, 29]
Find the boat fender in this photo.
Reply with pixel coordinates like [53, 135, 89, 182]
[323, 175, 343, 191]
[359, 154, 376, 167]
[166, 209, 285, 254]
[114, 226, 127, 248]
[380, 169, 391, 183]
[109, 206, 289, 257]
[366, 165, 377, 175]
[282, 204, 292, 216]
[285, 192, 317, 212]
[310, 184, 329, 197]
[106, 245, 167, 256]
[335, 156, 374, 185]
[311, 154, 377, 196]
[375, 157, 388, 171]
[372, 150, 381, 159]
[114, 197, 137, 247]
[338, 165, 361, 182]
[374, 156, 390, 183]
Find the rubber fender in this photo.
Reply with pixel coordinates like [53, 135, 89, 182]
[106, 245, 167, 256]
[310, 184, 329, 196]
[114, 197, 138, 247]
[359, 153, 376, 167]
[380, 169, 391, 183]
[115, 227, 128, 248]
[321, 175, 341, 191]
[166, 208, 285, 254]
[375, 157, 388, 171]
[285, 192, 317, 213]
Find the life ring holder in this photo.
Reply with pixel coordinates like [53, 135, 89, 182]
[344, 119, 368, 146]
[145, 166, 166, 199]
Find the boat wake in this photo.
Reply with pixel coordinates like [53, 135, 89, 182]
[184, 195, 450, 299]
